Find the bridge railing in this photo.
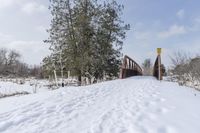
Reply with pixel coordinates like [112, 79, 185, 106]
[120, 55, 143, 79]
[120, 48, 164, 80]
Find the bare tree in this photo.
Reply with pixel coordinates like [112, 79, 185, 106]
[7, 50, 21, 65]
[0, 48, 8, 74]
[188, 57, 200, 87]
[169, 51, 190, 85]
[0, 48, 29, 77]
[170, 51, 200, 89]
[170, 51, 190, 68]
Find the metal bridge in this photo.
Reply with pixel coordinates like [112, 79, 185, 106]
[119, 55, 143, 79]
[120, 50, 163, 80]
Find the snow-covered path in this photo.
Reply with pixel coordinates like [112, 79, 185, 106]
[0, 77, 200, 133]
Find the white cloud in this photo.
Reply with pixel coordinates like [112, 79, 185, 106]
[0, 40, 50, 65]
[134, 31, 152, 40]
[188, 17, 200, 32]
[0, 0, 28, 9]
[36, 25, 48, 35]
[0, 0, 14, 9]
[176, 9, 185, 19]
[194, 17, 200, 23]
[21, 2, 47, 15]
[158, 24, 187, 38]
[0, 33, 13, 43]
[180, 39, 200, 54]
[8, 41, 50, 65]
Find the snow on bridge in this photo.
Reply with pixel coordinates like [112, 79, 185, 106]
[0, 76, 200, 133]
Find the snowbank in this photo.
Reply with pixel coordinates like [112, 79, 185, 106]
[0, 76, 200, 133]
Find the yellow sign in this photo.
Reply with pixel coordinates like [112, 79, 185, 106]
[157, 48, 162, 55]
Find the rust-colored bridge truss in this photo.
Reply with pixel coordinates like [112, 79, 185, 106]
[120, 55, 163, 80]
[119, 55, 143, 79]
[153, 55, 162, 80]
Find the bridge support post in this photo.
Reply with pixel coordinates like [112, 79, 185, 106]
[153, 48, 163, 80]
[158, 55, 161, 80]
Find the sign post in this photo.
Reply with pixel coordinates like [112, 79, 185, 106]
[157, 48, 162, 80]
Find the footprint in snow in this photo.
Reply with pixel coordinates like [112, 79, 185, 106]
[155, 97, 166, 103]
[144, 101, 156, 107]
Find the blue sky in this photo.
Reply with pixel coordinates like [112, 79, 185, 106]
[120, 0, 200, 66]
[0, 0, 200, 67]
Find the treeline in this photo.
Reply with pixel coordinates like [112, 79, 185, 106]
[0, 48, 42, 78]
[43, 0, 129, 85]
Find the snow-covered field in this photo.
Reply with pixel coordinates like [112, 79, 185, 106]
[0, 76, 200, 133]
[0, 79, 50, 96]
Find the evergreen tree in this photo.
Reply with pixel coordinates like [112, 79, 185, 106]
[44, 0, 129, 85]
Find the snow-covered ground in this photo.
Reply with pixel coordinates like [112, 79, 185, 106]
[0, 76, 200, 133]
[0, 79, 50, 96]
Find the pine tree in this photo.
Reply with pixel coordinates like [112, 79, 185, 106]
[44, 0, 129, 85]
